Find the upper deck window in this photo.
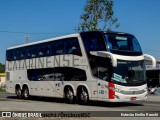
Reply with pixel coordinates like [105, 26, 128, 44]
[6, 37, 82, 61]
[80, 32, 107, 52]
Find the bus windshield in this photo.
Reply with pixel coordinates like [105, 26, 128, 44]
[105, 34, 143, 56]
[111, 60, 146, 86]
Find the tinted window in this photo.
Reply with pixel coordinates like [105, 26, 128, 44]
[38, 44, 50, 56]
[80, 32, 110, 80]
[27, 67, 87, 81]
[89, 55, 112, 81]
[65, 38, 82, 56]
[6, 37, 82, 61]
[80, 32, 107, 52]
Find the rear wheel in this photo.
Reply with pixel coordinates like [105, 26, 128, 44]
[64, 87, 74, 103]
[22, 87, 30, 100]
[77, 87, 89, 104]
[15, 87, 22, 99]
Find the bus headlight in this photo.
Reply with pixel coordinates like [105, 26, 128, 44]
[114, 95, 120, 99]
[108, 86, 115, 91]
[108, 86, 123, 93]
[144, 87, 148, 91]
[115, 88, 124, 93]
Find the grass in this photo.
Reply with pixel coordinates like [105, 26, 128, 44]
[0, 87, 6, 92]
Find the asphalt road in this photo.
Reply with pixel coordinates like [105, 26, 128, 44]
[0, 92, 160, 120]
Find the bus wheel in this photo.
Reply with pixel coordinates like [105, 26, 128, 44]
[15, 87, 22, 99]
[78, 87, 89, 104]
[65, 87, 74, 103]
[22, 87, 30, 100]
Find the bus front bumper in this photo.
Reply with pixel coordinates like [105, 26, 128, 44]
[108, 91, 148, 102]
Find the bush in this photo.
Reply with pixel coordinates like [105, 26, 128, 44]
[0, 87, 6, 92]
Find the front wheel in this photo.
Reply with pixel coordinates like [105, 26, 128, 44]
[22, 87, 30, 100]
[77, 87, 89, 104]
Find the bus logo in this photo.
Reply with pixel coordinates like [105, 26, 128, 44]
[2, 112, 11, 118]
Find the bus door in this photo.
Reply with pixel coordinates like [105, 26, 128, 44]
[44, 74, 56, 97]
[27, 69, 46, 96]
[96, 65, 109, 100]
[46, 81, 55, 97]
[29, 81, 39, 96]
[97, 79, 108, 100]
[54, 73, 64, 98]
[38, 81, 47, 96]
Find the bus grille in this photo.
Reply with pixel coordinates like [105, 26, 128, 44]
[121, 90, 146, 95]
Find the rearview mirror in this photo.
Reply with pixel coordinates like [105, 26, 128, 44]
[90, 51, 117, 67]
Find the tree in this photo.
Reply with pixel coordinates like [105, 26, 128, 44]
[77, 0, 119, 32]
[0, 63, 5, 73]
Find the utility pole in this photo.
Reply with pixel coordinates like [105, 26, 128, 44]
[25, 35, 29, 44]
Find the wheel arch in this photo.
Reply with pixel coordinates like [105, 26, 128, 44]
[22, 83, 30, 91]
[15, 83, 22, 90]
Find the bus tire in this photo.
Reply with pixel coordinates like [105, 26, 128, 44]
[77, 86, 89, 104]
[64, 86, 74, 103]
[15, 86, 22, 99]
[22, 87, 30, 100]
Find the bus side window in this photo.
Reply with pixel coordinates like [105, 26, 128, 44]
[39, 45, 50, 56]
[65, 38, 82, 56]
[56, 43, 64, 55]
[50, 43, 56, 56]
[66, 42, 76, 54]
[20, 49, 25, 59]
[11, 52, 14, 61]
[13, 50, 18, 60]
[31, 48, 36, 58]
[38, 47, 43, 56]
[83, 39, 90, 52]
[7, 51, 14, 61]
[81, 32, 107, 52]
[91, 38, 97, 51]
[27, 48, 31, 58]
[27, 48, 34, 58]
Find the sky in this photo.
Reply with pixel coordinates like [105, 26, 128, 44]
[0, 0, 160, 64]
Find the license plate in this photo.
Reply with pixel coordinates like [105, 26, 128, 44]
[130, 97, 137, 101]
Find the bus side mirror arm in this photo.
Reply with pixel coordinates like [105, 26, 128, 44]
[90, 51, 117, 67]
[144, 54, 156, 68]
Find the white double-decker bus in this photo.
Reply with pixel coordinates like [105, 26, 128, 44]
[5, 31, 156, 104]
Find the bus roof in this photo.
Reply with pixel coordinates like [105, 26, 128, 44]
[7, 33, 79, 50]
[105, 31, 134, 36]
[7, 31, 134, 50]
[80, 31, 134, 36]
